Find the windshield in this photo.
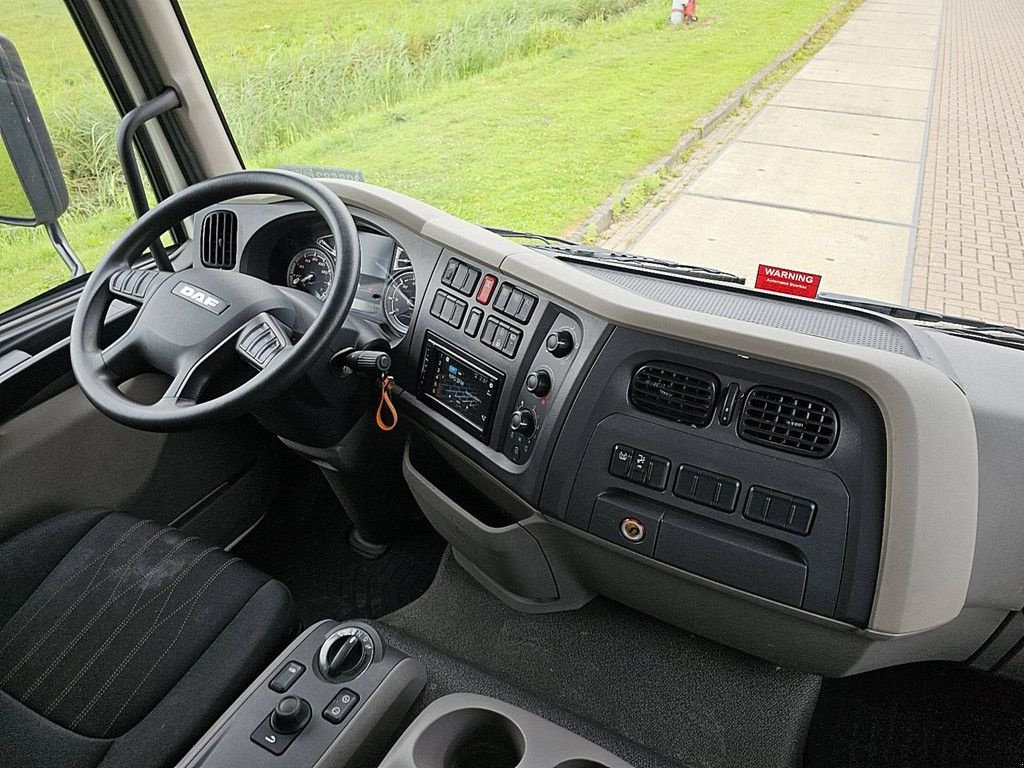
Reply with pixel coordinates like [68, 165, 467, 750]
[180, 0, 1023, 330]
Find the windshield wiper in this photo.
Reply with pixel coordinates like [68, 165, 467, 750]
[817, 292, 1024, 349]
[488, 227, 746, 285]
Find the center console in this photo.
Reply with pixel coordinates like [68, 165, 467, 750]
[174, 621, 427, 768]
[176, 621, 639, 768]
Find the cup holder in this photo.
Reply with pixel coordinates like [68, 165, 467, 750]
[554, 761, 612, 768]
[412, 708, 527, 768]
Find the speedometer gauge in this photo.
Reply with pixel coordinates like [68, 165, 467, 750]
[383, 269, 417, 335]
[287, 247, 334, 301]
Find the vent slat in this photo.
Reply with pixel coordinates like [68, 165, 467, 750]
[200, 210, 238, 269]
[629, 363, 719, 428]
[738, 386, 838, 458]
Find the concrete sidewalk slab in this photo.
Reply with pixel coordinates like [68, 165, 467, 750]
[856, 7, 941, 19]
[860, 4, 941, 14]
[687, 143, 921, 225]
[830, 28, 939, 49]
[795, 59, 935, 90]
[632, 197, 909, 304]
[842, 17, 941, 35]
[814, 42, 937, 68]
[862, 0, 942, 8]
[856, 9, 941, 23]
[740, 106, 927, 162]
[773, 79, 931, 120]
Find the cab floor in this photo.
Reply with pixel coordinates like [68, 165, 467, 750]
[234, 460, 446, 628]
[805, 661, 1024, 768]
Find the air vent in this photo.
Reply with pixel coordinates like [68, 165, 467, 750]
[200, 210, 237, 269]
[629, 362, 719, 427]
[739, 387, 838, 457]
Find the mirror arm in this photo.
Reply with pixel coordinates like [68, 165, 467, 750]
[116, 88, 181, 271]
[44, 220, 85, 278]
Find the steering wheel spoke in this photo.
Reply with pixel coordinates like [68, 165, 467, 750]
[97, 324, 149, 383]
[236, 313, 294, 371]
[108, 268, 165, 305]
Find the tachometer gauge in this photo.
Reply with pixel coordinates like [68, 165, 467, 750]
[287, 247, 334, 301]
[383, 269, 417, 335]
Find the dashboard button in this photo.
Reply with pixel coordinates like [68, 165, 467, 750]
[506, 290, 525, 319]
[464, 308, 483, 337]
[502, 328, 521, 357]
[712, 479, 741, 513]
[628, 451, 652, 484]
[492, 324, 509, 349]
[440, 297, 457, 324]
[441, 258, 459, 286]
[430, 292, 446, 319]
[646, 457, 671, 491]
[453, 263, 479, 295]
[481, 317, 498, 345]
[477, 274, 497, 304]
[450, 299, 467, 327]
[610, 445, 634, 478]
[674, 465, 700, 499]
[765, 494, 794, 528]
[787, 500, 817, 535]
[744, 488, 773, 522]
[493, 283, 514, 312]
[693, 473, 720, 506]
[514, 294, 537, 323]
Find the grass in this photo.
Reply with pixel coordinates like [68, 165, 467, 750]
[0, 0, 837, 312]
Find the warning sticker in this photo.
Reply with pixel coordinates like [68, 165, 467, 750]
[755, 264, 822, 299]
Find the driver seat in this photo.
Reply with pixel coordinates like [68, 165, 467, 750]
[0, 508, 294, 768]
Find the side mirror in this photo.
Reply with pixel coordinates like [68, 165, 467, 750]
[0, 34, 69, 227]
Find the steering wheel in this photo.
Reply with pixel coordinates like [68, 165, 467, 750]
[70, 170, 360, 431]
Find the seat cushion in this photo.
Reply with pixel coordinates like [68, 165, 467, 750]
[0, 509, 295, 768]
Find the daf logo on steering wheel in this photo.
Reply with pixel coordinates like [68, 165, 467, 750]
[172, 281, 230, 315]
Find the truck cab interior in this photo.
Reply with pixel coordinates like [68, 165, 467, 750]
[1, 3, 1023, 768]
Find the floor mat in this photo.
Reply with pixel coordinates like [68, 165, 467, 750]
[384, 552, 821, 768]
[235, 461, 446, 628]
[805, 662, 1024, 768]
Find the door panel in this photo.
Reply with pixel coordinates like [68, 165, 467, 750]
[0, 372, 282, 542]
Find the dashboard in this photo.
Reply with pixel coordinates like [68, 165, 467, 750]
[187, 181, 1024, 680]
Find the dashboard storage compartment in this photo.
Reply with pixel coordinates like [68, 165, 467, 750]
[403, 442, 559, 603]
[379, 694, 633, 768]
[655, 507, 807, 608]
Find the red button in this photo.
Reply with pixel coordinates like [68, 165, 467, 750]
[477, 274, 498, 304]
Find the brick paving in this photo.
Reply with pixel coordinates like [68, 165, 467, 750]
[909, 0, 1024, 326]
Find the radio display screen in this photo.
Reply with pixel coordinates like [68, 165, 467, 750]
[418, 336, 503, 440]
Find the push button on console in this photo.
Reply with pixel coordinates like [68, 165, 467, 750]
[609, 445, 634, 478]
[323, 689, 360, 724]
[268, 660, 304, 693]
